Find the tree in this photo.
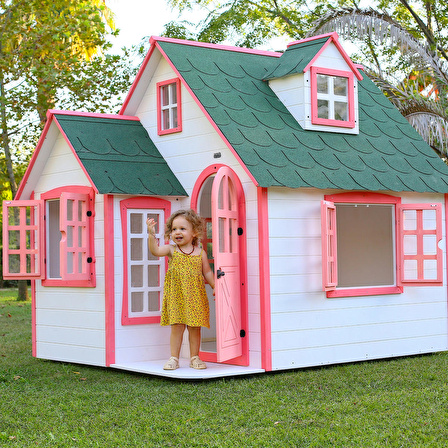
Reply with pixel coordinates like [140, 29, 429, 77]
[163, 0, 448, 156]
[0, 0, 138, 299]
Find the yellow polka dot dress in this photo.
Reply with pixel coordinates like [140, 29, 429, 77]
[161, 250, 210, 328]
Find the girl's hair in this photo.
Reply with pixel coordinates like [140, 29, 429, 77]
[165, 209, 205, 246]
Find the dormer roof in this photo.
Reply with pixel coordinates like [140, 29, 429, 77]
[263, 33, 363, 81]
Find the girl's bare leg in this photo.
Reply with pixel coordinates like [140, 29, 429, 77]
[170, 324, 186, 358]
[187, 326, 201, 358]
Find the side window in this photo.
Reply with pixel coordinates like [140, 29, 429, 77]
[120, 197, 171, 325]
[42, 187, 95, 287]
[321, 194, 443, 298]
[310, 67, 355, 128]
[2, 187, 95, 287]
[157, 78, 182, 135]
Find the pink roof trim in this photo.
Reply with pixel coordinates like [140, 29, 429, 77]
[150, 35, 282, 58]
[120, 43, 158, 115]
[299, 33, 363, 80]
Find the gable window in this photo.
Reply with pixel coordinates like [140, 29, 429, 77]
[157, 78, 182, 135]
[311, 67, 355, 128]
[3, 186, 95, 287]
[120, 197, 171, 325]
[321, 193, 442, 298]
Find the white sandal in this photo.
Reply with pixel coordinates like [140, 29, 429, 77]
[163, 356, 179, 370]
[190, 355, 207, 369]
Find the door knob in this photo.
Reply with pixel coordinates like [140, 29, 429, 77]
[217, 269, 225, 279]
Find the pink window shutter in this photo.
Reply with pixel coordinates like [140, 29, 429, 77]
[2, 200, 44, 279]
[397, 203, 442, 285]
[59, 192, 92, 282]
[321, 200, 338, 291]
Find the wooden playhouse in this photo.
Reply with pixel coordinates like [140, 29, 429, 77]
[4, 32, 448, 379]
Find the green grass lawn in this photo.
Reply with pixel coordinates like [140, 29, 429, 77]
[1, 289, 448, 447]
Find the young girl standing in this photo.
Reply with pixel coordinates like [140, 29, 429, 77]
[146, 209, 215, 370]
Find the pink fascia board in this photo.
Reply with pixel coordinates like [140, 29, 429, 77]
[296, 32, 363, 81]
[153, 40, 261, 188]
[120, 42, 158, 115]
[150, 35, 282, 58]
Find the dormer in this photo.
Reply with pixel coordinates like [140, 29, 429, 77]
[264, 33, 363, 135]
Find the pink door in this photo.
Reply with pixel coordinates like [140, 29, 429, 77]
[211, 166, 243, 362]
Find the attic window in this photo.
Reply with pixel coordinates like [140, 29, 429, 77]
[157, 78, 182, 135]
[310, 67, 355, 128]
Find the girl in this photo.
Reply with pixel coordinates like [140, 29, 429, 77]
[146, 209, 215, 370]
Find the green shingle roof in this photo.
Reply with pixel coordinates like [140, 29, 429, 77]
[158, 39, 448, 193]
[55, 114, 187, 196]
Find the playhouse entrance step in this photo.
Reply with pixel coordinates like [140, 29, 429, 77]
[111, 359, 264, 379]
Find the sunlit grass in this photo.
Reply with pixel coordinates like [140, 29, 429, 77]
[1, 289, 448, 447]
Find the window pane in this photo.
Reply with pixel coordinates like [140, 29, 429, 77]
[336, 204, 394, 287]
[423, 259, 438, 279]
[148, 291, 160, 312]
[130, 213, 142, 234]
[172, 107, 178, 128]
[161, 85, 169, 106]
[131, 292, 144, 312]
[131, 265, 143, 287]
[422, 209, 437, 230]
[148, 265, 159, 287]
[334, 101, 348, 121]
[317, 100, 329, 119]
[403, 210, 417, 230]
[317, 75, 328, 93]
[131, 238, 143, 260]
[423, 235, 437, 255]
[66, 199, 73, 221]
[67, 226, 73, 248]
[219, 218, 225, 252]
[146, 213, 159, 233]
[403, 259, 418, 280]
[162, 109, 170, 130]
[333, 77, 347, 96]
[403, 235, 417, 255]
[170, 83, 177, 103]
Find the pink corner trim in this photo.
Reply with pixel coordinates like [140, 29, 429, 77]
[257, 187, 272, 371]
[31, 280, 36, 357]
[104, 194, 115, 366]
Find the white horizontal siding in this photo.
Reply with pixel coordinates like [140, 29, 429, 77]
[267, 188, 448, 371]
[33, 133, 107, 367]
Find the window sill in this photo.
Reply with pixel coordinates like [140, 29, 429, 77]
[327, 285, 403, 298]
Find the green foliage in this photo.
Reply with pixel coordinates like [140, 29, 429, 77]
[1, 295, 448, 446]
[0, 0, 139, 202]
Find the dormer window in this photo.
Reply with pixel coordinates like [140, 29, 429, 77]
[157, 78, 182, 135]
[310, 67, 355, 128]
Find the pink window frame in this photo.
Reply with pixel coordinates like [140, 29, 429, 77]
[120, 197, 171, 325]
[323, 192, 402, 298]
[2, 200, 45, 279]
[396, 203, 443, 285]
[41, 186, 96, 287]
[310, 66, 355, 128]
[157, 78, 182, 136]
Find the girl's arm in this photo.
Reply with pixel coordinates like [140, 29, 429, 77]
[146, 218, 172, 257]
[202, 250, 215, 291]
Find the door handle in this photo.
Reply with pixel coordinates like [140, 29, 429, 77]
[217, 269, 225, 279]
